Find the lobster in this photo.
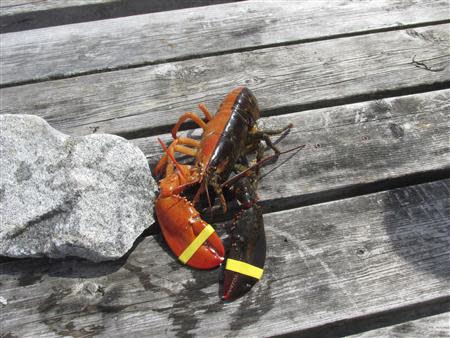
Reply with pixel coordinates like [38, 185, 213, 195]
[153, 87, 295, 298]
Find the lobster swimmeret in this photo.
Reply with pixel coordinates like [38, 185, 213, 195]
[154, 87, 293, 299]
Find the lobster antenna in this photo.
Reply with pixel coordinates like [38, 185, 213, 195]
[204, 177, 213, 210]
[221, 144, 305, 188]
[157, 138, 186, 179]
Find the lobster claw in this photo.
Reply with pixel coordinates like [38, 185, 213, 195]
[222, 204, 266, 300]
[155, 195, 225, 269]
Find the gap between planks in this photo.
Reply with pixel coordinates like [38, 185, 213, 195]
[1, 24, 449, 139]
[347, 310, 450, 338]
[135, 89, 450, 214]
[1, 179, 449, 337]
[277, 297, 450, 338]
[0, 0, 243, 33]
[121, 81, 450, 140]
[2, 0, 450, 86]
[2, 20, 450, 89]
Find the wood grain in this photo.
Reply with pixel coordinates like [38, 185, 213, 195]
[0, 0, 238, 16]
[1, 179, 448, 337]
[349, 312, 450, 338]
[1, 1, 449, 336]
[0, 0, 241, 33]
[2, 0, 449, 85]
[1, 0, 112, 16]
[133, 89, 450, 211]
[2, 24, 449, 138]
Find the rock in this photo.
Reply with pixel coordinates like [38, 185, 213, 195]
[0, 114, 157, 262]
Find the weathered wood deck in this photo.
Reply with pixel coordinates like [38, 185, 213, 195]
[1, 1, 449, 337]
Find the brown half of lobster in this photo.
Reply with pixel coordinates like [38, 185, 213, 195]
[153, 87, 294, 296]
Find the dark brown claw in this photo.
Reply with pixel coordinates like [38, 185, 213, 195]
[222, 177, 266, 301]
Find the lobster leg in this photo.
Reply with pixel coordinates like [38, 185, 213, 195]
[177, 136, 200, 148]
[254, 142, 265, 178]
[172, 111, 209, 139]
[210, 175, 228, 213]
[192, 173, 231, 214]
[172, 144, 197, 157]
[198, 103, 213, 121]
[247, 123, 293, 155]
[154, 138, 199, 176]
[213, 154, 260, 213]
[259, 123, 293, 136]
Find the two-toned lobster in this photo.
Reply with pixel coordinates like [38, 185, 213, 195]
[153, 87, 294, 300]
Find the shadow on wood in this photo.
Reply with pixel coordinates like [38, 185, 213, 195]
[0, 226, 154, 280]
[383, 180, 450, 281]
[1, 0, 244, 33]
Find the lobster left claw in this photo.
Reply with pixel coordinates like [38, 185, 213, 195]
[156, 194, 225, 270]
[154, 140, 225, 270]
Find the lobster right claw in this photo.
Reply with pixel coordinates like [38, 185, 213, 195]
[155, 195, 225, 270]
[223, 203, 266, 301]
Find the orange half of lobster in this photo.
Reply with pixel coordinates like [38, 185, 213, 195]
[154, 140, 224, 269]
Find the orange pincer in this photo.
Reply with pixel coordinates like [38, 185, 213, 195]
[155, 195, 224, 269]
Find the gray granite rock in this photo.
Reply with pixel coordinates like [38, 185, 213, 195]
[0, 114, 157, 262]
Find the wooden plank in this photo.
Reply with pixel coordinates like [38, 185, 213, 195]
[1, 179, 449, 337]
[2, 24, 449, 137]
[0, 0, 238, 15]
[2, 0, 449, 85]
[0, 0, 240, 33]
[349, 312, 450, 338]
[1, 0, 112, 15]
[133, 89, 450, 211]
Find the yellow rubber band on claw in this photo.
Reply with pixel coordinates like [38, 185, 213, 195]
[178, 224, 215, 264]
[225, 259, 264, 280]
